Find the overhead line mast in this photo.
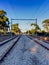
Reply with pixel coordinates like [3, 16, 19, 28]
[11, 18, 37, 36]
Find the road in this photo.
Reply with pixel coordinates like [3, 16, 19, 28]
[0, 35, 49, 65]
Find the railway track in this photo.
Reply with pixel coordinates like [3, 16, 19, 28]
[0, 35, 21, 63]
[0, 35, 18, 46]
[0, 35, 49, 65]
[27, 35, 49, 50]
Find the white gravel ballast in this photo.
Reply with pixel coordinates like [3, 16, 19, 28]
[0, 35, 49, 65]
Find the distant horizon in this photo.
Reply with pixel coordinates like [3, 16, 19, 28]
[0, 0, 49, 32]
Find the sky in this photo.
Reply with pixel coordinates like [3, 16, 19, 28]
[0, 0, 49, 32]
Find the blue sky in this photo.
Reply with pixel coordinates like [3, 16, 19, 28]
[0, 0, 49, 32]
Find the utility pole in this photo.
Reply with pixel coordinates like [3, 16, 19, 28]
[11, 18, 12, 37]
[10, 18, 37, 36]
[36, 18, 37, 37]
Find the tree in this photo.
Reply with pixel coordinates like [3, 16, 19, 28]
[0, 10, 6, 15]
[42, 19, 49, 32]
[30, 23, 41, 35]
[0, 10, 9, 32]
[11, 23, 21, 34]
[31, 23, 41, 31]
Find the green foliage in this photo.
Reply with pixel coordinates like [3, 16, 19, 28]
[26, 29, 36, 34]
[0, 10, 7, 15]
[42, 19, 49, 32]
[0, 10, 9, 32]
[31, 23, 40, 30]
[42, 19, 49, 23]
[31, 23, 41, 31]
[11, 23, 21, 34]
